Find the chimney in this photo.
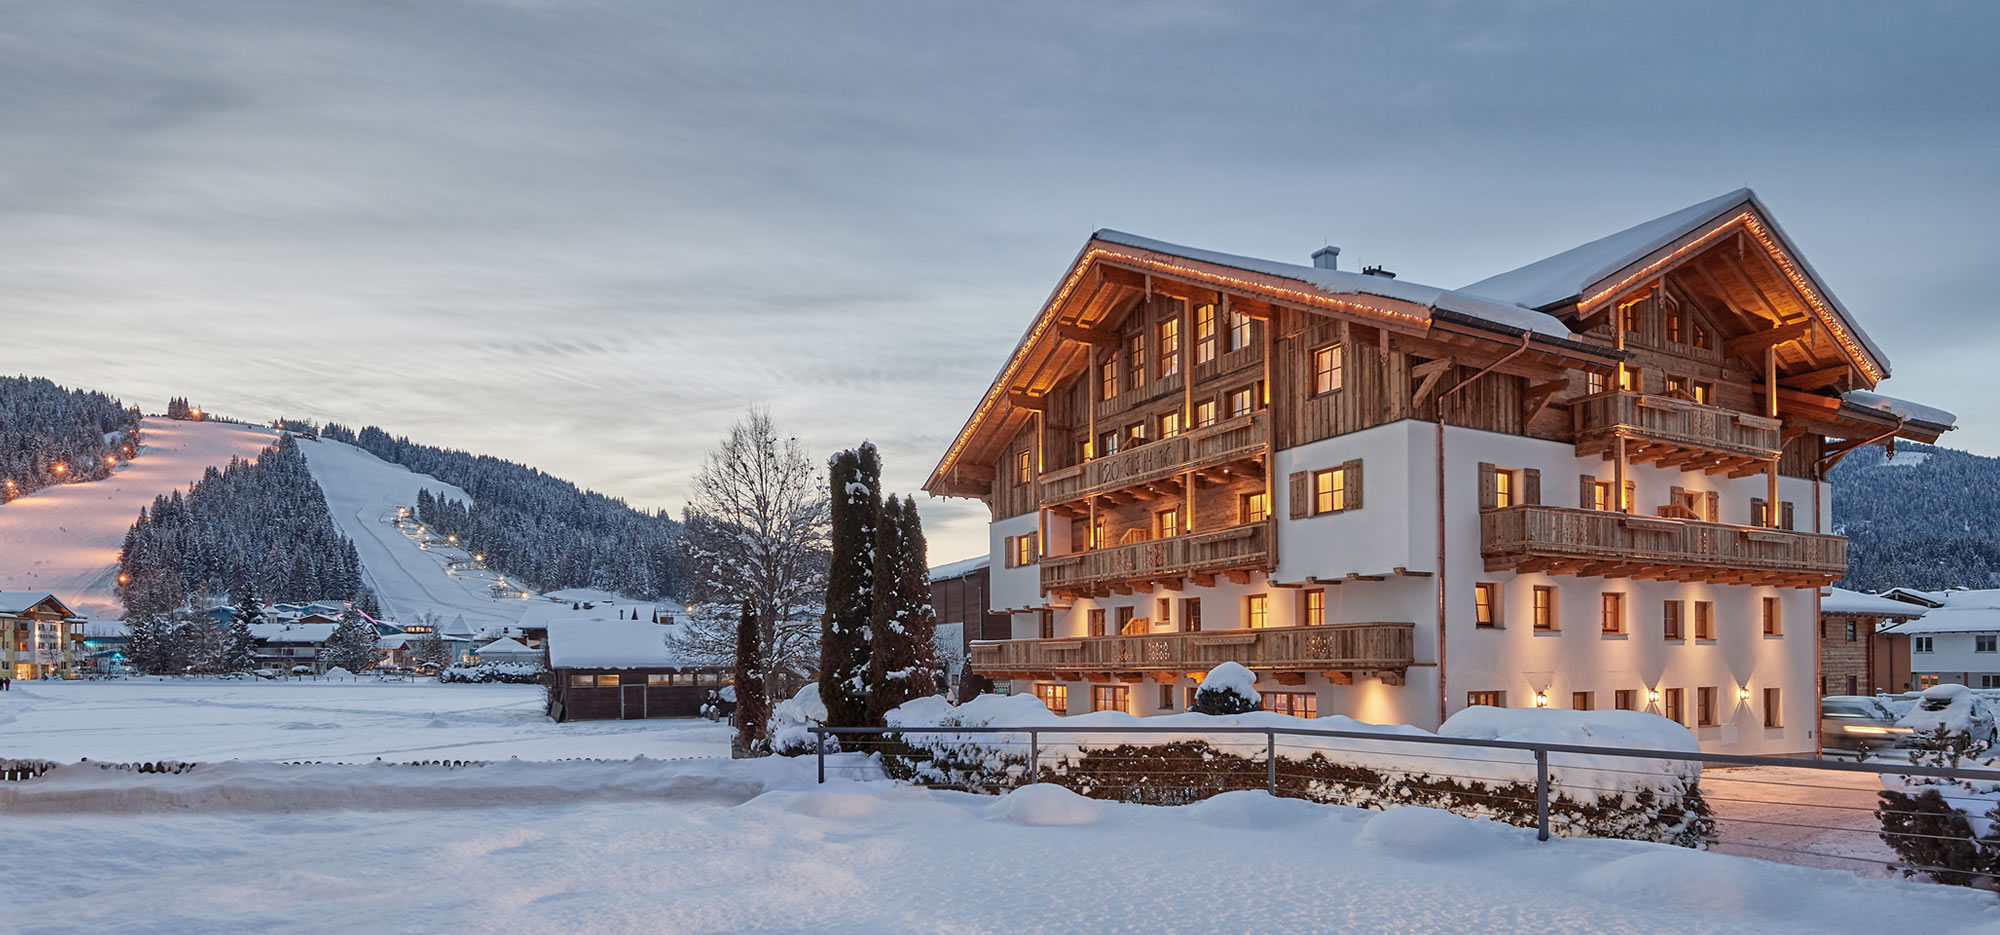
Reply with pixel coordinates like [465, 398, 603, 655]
[1311, 246, 1341, 270]
[1362, 265, 1396, 279]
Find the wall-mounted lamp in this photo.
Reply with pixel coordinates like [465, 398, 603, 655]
[1739, 687, 1752, 703]
[1534, 691, 1548, 708]
[1647, 689, 1660, 705]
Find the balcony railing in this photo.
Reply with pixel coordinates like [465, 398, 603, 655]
[1480, 504, 1846, 587]
[1041, 522, 1270, 594]
[969, 622, 1415, 679]
[1571, 391, 1781, 471]
[1040, 411, 1267, 506]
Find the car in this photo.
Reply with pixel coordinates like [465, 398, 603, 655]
[1821, 695, 1914, 755]
[1893, 683, 1999, 747]
[290, 664, 313, 676]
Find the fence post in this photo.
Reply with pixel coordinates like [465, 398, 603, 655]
[1029, 729, 1039, 785]
[815, 728, 826, 785]
[1534, 747, 1550, 842]
[1266, 730, 1277, 795]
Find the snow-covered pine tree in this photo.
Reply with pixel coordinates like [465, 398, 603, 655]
[324, 614, 379, 673]
[735, 600, 768, 755]
[820, 443, 880, 729]
[1192, 661, 1263, 715]
[866, 496, 942, 723]
[408, 612, 451, 667]
[224, 582, 262, 672]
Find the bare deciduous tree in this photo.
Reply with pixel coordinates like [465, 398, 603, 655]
[672, 410, 829, 710]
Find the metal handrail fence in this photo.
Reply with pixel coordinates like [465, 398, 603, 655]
[809, 723, 2000, 883]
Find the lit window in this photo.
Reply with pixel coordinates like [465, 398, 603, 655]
[1302, 589, 1324, 627]
[1533, 587, 1556, 631]
[1618, 366, 1641, 392]
[569, 674, 594, 688]
[1466, 691, 1505, 708]
[1493, 469, 1515, 508]
[1013, 534, 1038, 567]
[647, 673, 671, 685]
[1128, 333, 1147, 390]
[1194, 400, 1217, 428]
[1035, 683, 1068, 713]
[1586, 371, 1606, 394]
[1313, 468, 1346, 514]
[1666, 305, 1685, 344]
[1155, 507, 1180, 539]
[1159, 318, 1181, 378]
[1311, 344, 1343, 395]
[1091, 685, 1129, 713]
[1194, 304, 1217, 364]
[1100, 356, 1117, 401]
[1245, 594, 1269, 629]
[1239, 491, 1268, 523]
[1157, 410, 1181, 439]
[1016, 450, 1032, 484]
[1692, 382, 1714, 405]
[1228, 310, 1252, 352]
[1099, 430, 1119, 457]
[1474, 583, 1499, 628]
[596, 674, 620, 687]
[1620, 298, 1643, 333]
[1601, 593, 1625, 635]
[1227, 387, 1254, 419]
[1590, 480, 1614, 512]
[1261, 691, 1317, 718]
[1665, 375, 1689, 399]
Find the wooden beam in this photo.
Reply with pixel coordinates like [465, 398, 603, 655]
[1323, 671, 1354, 686]
[1375, 670, 1406, 687]
[1272, 672, 1307, 687]
[1147, 671, 1179, 683]
[1054, 322, 1119, 348]
[1725, 321, 1813, 360]
[1787, 364, 1853, 392]
[1521, 378, 1566, 426]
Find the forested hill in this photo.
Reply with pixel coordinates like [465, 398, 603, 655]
[0, 375, 141, 498]
[1833, 441, 2000, 592]
[316, 423, 683, 600]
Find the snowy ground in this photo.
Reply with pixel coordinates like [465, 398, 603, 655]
[0, 679, 729, 762]
[1706, 765, 1901, 878]
[5, 772, 1996, 935]
[0, 418, 278, 620]
[299, 436, 540, 632]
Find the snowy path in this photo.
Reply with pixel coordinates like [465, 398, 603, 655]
[1706, 765, 1901, 879]
[0, 680, 730, 762]
[4, 781, 1994, 935]
[0, 418, 277, 619]
[300, 437, 536, 631]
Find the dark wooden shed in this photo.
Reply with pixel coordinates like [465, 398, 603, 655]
[543, 619, 731, 722]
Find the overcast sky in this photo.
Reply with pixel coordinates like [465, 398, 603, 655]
[3, 1, 1995, 562]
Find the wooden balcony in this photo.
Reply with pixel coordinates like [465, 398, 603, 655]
[1042, 522, 1269, 598]
[1480, 504, 1846, 587]
[1572, 391, 1782, 474]
[969, 622, 1416, 685]
[1040, 411, 1267, 507]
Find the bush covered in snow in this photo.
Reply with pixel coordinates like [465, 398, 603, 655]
[1190, 662, 1260, 715]
[879, 694, 1713, 847]
[769, 683, 834, 756]
[1875, 726, 2000, 886]
[438, 662, 546, 684]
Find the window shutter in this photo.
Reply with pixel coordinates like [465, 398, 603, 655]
[1580, 474, 1594, 508]
[1622, 480, 1635, 514]
[1003, 536, 1016, 568]
[1478, 462, 1497, 509]
[1781, 501, 1796, 531]
[1288, 472, 1309, 519]
[1523, 468, 1540, 505]
[1344, 459, 1364, 510]
[1704, 491, 1719, 522]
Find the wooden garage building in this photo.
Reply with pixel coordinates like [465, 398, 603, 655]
[544, 619, 731, 722]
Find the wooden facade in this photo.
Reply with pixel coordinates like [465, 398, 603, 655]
[972, 622, 1415, 686]
[547, 666, 731, 722]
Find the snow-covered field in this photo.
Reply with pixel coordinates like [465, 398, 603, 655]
[0, 418, 278, 620]
[0, 679, 729, 762]
[4, 773, 1995, 935]
[299, 436, 539, 632]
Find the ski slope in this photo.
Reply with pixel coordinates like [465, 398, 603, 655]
[299, 436, 536, 632]
[0, 418, 278, 620]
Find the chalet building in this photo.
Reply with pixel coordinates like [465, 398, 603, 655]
[930, 556, 1011, 696]
[1876, 589, 2000, 692]
[1, 592, 86, 680]
[249, 622, 338, 672]
[544, 619, 730, 721]
[925, 189, 1954, 755]
[1818, 587, 1926, 695]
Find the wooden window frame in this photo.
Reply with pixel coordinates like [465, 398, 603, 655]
[1088, 609, 1106, 638]
[1663, 600, 1683, 641]
[1227, 309, 1252, 352]
[1239, 490, 1268, 524]
[1614, 689, 1637, 711]
[1159, 682, 1176, 710]
[1127, 332, 1147, 391]
[1692, 381, 1714, 405]
[1227, 386, 1254, 420]
[1034, 682, 1068, 713]
[1694, 601, 1715, 640]
[1038, 609, 1054, 639]
[1474, 582, 1501, 629]
[1601, 592, 1625, 635]
[1532, 586, 1557, 631]
[1183, 597, 1202, 633]
[1763, 687, 1782, 728]
[1619, 365, 1642, 392]
[1158, 410, 1181, 439]
[1697, 687, 1718, 727]
[1572, 691, 1594, 711]
[1154, 506, 1181, 539]
[1100, 354, 1117, 401]
[1663, 687, 1685, 725]
[1585, 371, 1606, 395]
[1194, 303, 1217, 365]
[1302, 589, 1325, 627]
[1158, 317, 1181, 379]
[1015, 449, 1032, 485]
[1261, 691, 1317, 719]
[1245, 594, 1269, 630]
[1313, 467, 1346, 514]
[1115, 606, 1137, 635]
[1091, 685, 1129, 713]
[1466, 691, 1506, 708]
[1193, 399, 1217, 429]
[1311, 343, 1343, 396]
[1762, 596, 1782, 636]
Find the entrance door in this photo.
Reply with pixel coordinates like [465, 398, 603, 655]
[622, 684, 646, 719]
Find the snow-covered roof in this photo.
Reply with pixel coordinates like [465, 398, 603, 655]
[249, 622, 338, 644]
[929, 555, 990, 582]
[476, 637, 537, 655]
[1457, 188, 1890, 371]
[0, 591, 75, 616]
[1881, 606, 2000, 635]
[545, 619, 692, 670]
[1841, 390, 1956, 428]
[514, 599, 679, 630]
[1094, 229, 1575, 340]
[1821, 587, 1929, 618]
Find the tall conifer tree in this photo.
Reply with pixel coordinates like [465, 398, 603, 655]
[735, 600, 768, 754]
[866, 495, 942, 722]
[819, 443, 880, 728]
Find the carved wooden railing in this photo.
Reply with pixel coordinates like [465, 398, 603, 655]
[968, 622, 1415, 675]
[1571, 391, 1782, 460]
[1040, 411, 1267, 506]
[1040, 522, 1269, 592]
[1480, 504, 1846, 582]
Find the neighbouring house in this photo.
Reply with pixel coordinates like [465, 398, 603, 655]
[0, 592, 86, 679]
[1818, 587, 1927, 695]
[544, 619, 731, 722]
[930, 555, 1010, 697]
[249, 622, 338, 673]
[471, 637, 542, 666]
[924, 188, 1955, 755]
[1879, 589, 2000, 691]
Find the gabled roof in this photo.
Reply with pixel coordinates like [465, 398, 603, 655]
[0, 592, 82, 619]
[929, 555, 990, 582]
[1458, 188, 1890, 378]
[475, 637, 537, 655]
[545, 619, 693, 669]
[1821, 587, 1928, 618]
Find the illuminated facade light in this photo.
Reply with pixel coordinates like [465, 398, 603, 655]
[1534, 691, 1548, 708]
